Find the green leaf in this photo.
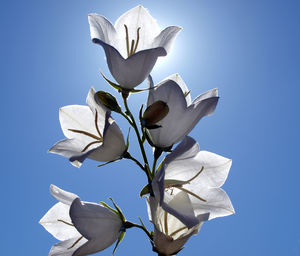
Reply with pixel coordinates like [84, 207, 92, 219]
[100, 71, 158, 94]
[97, 158, 120, 167]
[100, 71, 123, 91]
[112, 231, 125, 255]
[109, 198, 126, 223]
[99, 202, 119, 216]
[139, 184, 150, 198]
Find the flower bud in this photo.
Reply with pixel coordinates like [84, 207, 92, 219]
[142, 100, 169, 129]
[95, 91, 122, 113]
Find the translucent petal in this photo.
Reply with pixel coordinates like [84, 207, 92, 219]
[88, 14, 118, 48]
[152, 26, 182, 55]
[59, 105, 98, 143]
[49, 237, 87, 256]
[50, 184, 78, 205]
[114, 5, 160, 56]
[39, 202, 80, 241]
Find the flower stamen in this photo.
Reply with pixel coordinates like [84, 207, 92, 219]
[169, 226, 188, 237]
[164, 166, 206, 202]
[164, 211, 169, 236]
[57, 219, 74, 226]
[68, 236, 83, 249]
[124, 25, 141, 57]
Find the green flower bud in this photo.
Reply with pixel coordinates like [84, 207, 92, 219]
[95, 91, 122, 113]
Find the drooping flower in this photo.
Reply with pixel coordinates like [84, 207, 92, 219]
[152, 136, 234, 228]
[49, 88, 126, 167]
[39, 185, 123, 256]
[88, 5, 181, 89]
[146, 74, 219, 149]
[146, 196, 208, 255]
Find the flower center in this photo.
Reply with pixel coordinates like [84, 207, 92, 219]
[68, 110, 103, 152]
[124, 24, 141, 57]
[164, 166, 206, 202]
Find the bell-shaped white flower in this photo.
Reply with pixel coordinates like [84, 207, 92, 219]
[49, 88, 126, 167]
[146, 196, 207, 255]
[39, 185, 123, 256]
[147, 74, 219, 149]
[152, 136, 234, 228]
[88, 5, 181, 89]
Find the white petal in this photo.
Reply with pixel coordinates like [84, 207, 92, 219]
[49, 237, 87, 256]
[162, 191, 209, 228]
[73, 239, 112, 256]
[50, 185, 78, 205]
[114, 5, 160, 56]
[39, 202, 80, 241]
[59, 105, 99, 142]
[86, 87, 108, 130]
[100, 43, 165, 88]
[88, 14, 118, 48]
[147, 77, 219, 148]
[147, 79, 188, 147]
[187, 186, 235, 220]
[49, 138, 96, 168]
[70, 198, 122, 243]
[88, 119, 126, 162]
[193, 88, 218, 104]
[152, 26, 182, 55]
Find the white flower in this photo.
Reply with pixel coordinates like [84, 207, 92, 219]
[152, 136, 234, 228]
[39, 185, 123, 256]
[88, 5, 181, 89]
[147, 74, 219, 149]
[146, 196, 207, 255]
[49, 88, 126, 167]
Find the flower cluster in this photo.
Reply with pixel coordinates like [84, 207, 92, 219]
[40, 5, 234, 256]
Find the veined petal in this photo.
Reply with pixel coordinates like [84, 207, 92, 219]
[152, 26, 182, 55]
[48, 138, 99, 168]
[147, 79, 188, 148]
[114, 5, 160, 56]
[88, 13, 118, 48]
[70, 198, 122, 242]
[86, 87, 108, 130]
[187, 187, 235, 220]
[50, 185, 78, 205]
[162, 191, 209, 228]
[39, 202, 80, 241]
[88, 119, 126, 162]
[49, 237, 88, 256]
[98, 42, 165, 88]
[59, 105, 98, 142]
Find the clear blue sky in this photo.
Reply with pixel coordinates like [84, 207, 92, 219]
[1, 0, 300, 255]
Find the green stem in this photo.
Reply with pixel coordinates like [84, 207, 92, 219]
[124, 221, 153, 241]
[123, 152, 145, 172]
[121, 92, 152, 183]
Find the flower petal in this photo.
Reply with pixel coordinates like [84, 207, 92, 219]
[50, 184, 78, 205]
[96, 42, 165, 88]
[70, 198, 122, 247]
[39, 202, 80, 241]
[88, 118, 126, 162]
[88, 13, 118, 48]
[58, 105, 98, 142]
[152, 26, 182, 55]
[114, 5, 160, 56]
[49, 237, 87, 256]
[49, 138, 98, 168]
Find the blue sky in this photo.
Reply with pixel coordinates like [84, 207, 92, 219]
[1, 0, 300, 255]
